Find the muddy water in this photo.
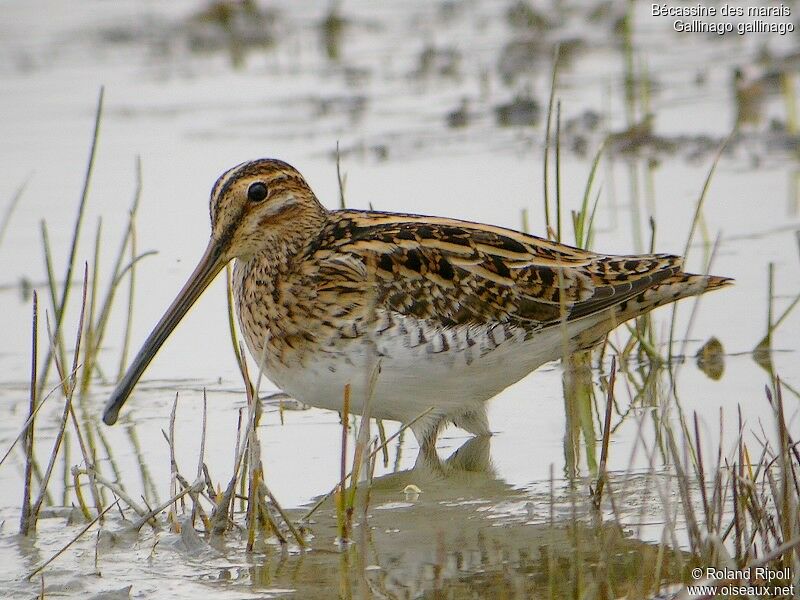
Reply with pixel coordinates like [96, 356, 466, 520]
[0, 0, 798, 597]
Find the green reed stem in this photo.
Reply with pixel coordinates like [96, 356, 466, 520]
[336, 141, 347, 209]
[667, 133, 731, 362]
[555, 101, 562, 243]
[575, 140, 606, 249]
[542, 45, 560, 239]
[37, 87, 104, 398]
[0, 175, 30, 249]
[39, 222, 68, 394]
[117, 156, 143, 379]
[80, 218, 102, 395]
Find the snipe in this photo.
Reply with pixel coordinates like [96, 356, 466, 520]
[103, 159, 731, 449]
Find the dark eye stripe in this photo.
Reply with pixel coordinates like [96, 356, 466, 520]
[247, 182, 268, 202]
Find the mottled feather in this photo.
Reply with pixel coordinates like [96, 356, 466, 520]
[302, 210, 687, 330]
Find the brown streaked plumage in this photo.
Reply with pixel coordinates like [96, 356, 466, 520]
[103, 158, 731, 450]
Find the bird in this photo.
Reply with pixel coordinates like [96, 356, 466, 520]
[103, 158, 731, 452]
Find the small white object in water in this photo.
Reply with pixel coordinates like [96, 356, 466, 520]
[403, 484, 422, 501]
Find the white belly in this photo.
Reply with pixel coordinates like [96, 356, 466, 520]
[255, 313, 605, 431]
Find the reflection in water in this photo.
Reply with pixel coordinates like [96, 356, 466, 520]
[0, 330, 772, 599]
[562, 351, 597, 480]
[186, 0, 277, 68]
[239, 436, 686, 599]
[695, 336, 725, 381]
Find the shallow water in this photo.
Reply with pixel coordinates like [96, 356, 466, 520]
[0, 0, 798, 597]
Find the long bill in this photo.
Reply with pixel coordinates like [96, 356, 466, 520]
[102, 239, 227, 425]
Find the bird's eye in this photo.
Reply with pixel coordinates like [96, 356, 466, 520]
[247, 182, 268, 203]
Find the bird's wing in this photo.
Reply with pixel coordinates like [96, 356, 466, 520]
[305, 210, 682, 330]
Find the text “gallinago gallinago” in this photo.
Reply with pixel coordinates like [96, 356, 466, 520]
[103, 159, 731, 449]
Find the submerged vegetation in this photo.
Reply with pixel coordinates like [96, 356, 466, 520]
[1, 1, 799, 599]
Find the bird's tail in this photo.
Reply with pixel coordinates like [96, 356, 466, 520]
[568, 272, 732, 353]
[614, 272, 733, 323]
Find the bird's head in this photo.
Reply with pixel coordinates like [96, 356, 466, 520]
[102, 158, 325, 425]
[209, 158, 326, 260]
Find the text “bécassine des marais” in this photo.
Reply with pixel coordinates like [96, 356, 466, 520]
[652, 4, 794, 35]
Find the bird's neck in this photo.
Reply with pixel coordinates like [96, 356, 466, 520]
[242, 202, 328, 277]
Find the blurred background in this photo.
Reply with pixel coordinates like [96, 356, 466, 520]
[0, 1, 798, 598]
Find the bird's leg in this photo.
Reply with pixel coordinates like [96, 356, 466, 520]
[444, 435, 492, 473]
[451, 407, 491, 437]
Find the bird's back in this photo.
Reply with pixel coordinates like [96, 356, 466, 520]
[296, 209, 722, 333]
